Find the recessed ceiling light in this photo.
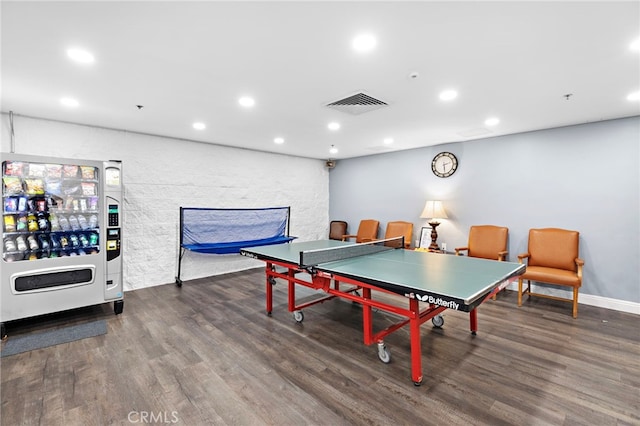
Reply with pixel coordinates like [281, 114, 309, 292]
[238, 96, 255, 108]
[193, 122, 206, 130]
[630, 38, 640, 51]
[328, 122, 341, 131]
[627, 91, 640, 101]
[60, 97, 79, 107]
[274, 137, 284, 144]
[329, 145, 338, 154]
[439, 90, 458, 101]
[352, 33, 377, 53]
[485, 117, 500, 126]
[383, 138, 394, 145]
[66, 48, 94, 64]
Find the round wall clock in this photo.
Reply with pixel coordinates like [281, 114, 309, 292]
[431, 152, 458, 178]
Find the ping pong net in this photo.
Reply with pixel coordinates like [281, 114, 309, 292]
[299, 237, 404, 268]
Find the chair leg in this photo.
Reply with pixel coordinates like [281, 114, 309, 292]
[517, 278, 523, 306]
[572, 287, 578, 319]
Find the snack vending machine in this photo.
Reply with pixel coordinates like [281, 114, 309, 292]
[1, 153, 123, 337]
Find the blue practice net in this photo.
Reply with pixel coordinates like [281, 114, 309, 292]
[180, 207, 294, 254]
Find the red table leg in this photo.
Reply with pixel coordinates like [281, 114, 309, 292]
[409, 298, 423, 386]
[470, 308, 478, 335]
[362, 288, 373, 343]
[288, 268, 296, 312]
[266, 263, 273, 315]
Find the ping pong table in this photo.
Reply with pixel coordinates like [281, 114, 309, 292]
[240, 238, 525, 385]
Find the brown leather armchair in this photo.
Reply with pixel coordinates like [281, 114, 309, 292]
[383, 221, 413, 248]
[455, 225, 508, 299]
[342, 219, 379, 243]
[517, 228, 584, 318]
[329, 220, 348, 240]
[455, 225, 508, 260]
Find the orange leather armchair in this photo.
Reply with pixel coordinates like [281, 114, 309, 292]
[517, 228, 584, 318]
[342, 219, 379, 243]
[329, 220, 348, 240]
[383, 221, 413, 248]
[455, 225, 509, 299]
[455, 225, 508, 260]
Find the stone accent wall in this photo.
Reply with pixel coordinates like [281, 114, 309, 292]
[1, 114, 329, 290]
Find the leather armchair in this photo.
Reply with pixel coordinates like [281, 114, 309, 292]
[342, 219, 379, 243]
[329, 220, 348, 240]
[455, 225, 508, 260]
[455, 225, 508, 299]
[383, 221, 413, 248]
[517, 228, 584, 318]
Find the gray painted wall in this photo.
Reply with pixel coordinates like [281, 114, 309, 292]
[329, 116, 639, 306]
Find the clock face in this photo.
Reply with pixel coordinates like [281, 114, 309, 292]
[431, 152, 458, 178]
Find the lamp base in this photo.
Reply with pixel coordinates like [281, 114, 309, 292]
[428, 221, 440, 251]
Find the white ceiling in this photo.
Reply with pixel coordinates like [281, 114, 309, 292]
[2, 1, 639, 160]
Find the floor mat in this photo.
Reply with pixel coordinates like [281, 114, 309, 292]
[1, 320, 107, 357]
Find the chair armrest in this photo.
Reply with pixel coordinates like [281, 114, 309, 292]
[517, 253, 530, 263]
[498, 250, 508, 261]
[455, 247, 468, 256]
[342, 234, 356, 241]
[576, 258, 585, 278]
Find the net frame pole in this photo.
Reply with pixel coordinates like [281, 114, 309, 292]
[286, 206, 291, 237]
[176, 207, 185, 286]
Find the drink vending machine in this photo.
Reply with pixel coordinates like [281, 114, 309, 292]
[1, 153, 124, 338]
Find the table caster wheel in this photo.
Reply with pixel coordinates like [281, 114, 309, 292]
[377, 343, 391, 364]
[432, 314, 444, 328]
[293, 310, 304, 323]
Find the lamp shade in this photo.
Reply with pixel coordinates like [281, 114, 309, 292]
[420, 200, 448, 220]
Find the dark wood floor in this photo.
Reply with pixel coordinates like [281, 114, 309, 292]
[2, 268, 639, 426]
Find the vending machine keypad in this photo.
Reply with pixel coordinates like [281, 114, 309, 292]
[108, 205, 119, 226]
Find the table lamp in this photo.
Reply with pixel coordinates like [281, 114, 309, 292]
[420, 200, 448, 251]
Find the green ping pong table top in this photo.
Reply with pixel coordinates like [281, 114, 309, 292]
[241, 239, 525, 309]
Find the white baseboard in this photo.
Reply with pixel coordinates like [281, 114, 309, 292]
[506, 282, 640, 315]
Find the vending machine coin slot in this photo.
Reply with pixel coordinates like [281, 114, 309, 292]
[106, 228, 121, 261]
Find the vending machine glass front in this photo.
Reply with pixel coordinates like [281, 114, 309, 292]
[2, 160, 100, 262]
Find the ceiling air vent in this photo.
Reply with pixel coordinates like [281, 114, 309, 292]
[326, 92, 388, 115]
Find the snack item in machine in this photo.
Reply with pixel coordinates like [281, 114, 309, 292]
[45, 179, 63, 197]
[4, 161, 24, 176]
[4, 197, 18, 212]
[82, 182, 96, 196]
[16, 215, 28, 231]
[46, 164, 63, 179]
[3, 176, 23, 195]
[63, 165, 79, 178]
[4, 215, 16, 232]
[28, 163, 46, 177]
[81, 166, 96, 180]
[24, 178, 45, 195]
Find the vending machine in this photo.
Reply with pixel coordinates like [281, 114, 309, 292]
[1, 153, 123, 337]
